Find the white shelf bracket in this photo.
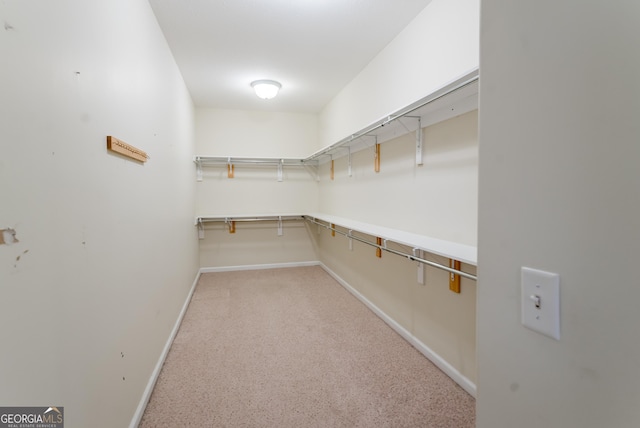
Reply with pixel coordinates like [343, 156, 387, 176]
[416, 118, 423, 166]
[348, 229, 353, 251]
[347, 147, 352, 177]
[277, 159, 283, 182]
[277, 216, 283, 236]
[197, 218, 205, 240]
[413, 248, 425, 285]
[195, 158, 203, 182]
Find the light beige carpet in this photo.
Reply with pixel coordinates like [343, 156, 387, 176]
[140, 266, 475, 427]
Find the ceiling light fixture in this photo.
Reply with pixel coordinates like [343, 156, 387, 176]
[251, 80, 281, 100]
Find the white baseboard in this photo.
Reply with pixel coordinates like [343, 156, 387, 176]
[319, 263, 477, 398]
[129, 269, 202, 428]
[199, 260, 320, 273]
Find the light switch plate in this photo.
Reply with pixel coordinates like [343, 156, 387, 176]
[521, 267, 560, 340]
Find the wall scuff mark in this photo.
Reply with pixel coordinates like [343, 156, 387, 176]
[14, 249, 29, 268]
[1, 228, 19, 245]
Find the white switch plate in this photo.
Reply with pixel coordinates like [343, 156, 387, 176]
[521, 267, 560, 340]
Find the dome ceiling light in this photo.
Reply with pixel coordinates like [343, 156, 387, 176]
[251, 80, 281, 100]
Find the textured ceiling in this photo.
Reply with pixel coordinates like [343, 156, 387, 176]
[149, 0, 432, 112]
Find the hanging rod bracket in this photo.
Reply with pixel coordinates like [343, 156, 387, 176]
[195, 157, 203, 182]
[415, 118, 423, 166]
[197, 217, 205, 240]
[413, 248, 425, 285]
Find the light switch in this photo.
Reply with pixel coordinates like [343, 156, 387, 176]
[521, 267, 560, 340]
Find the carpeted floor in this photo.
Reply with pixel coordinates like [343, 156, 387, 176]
[140, 266, 475, 427]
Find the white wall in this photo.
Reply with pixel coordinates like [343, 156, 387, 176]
[308, 0, 480, 392]
[477, 1, 640, 427]
[315, 111, 478, 387]
[195, 108, 319, 267]
[316, 228, 477, 385]
[319, 111, 478, 246]
[318, 0, 479, 148]
[0, 1, 198, 427]
[199, 221, 317, 268]
[312, 118, 478, 384]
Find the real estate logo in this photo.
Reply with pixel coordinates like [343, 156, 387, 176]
[0, 406, 63, 428]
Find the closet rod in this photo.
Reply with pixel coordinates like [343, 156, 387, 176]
[195, 157, 315, 166]
[304, 70, 478, 162]
[304, 216, 477, 281]
[198, 215, 305, 223]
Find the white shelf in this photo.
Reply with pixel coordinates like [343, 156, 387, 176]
[194, 68, 479, 170]
[196, 212, 477, 265]
[194, 156, 316, 166]
[195, 212, 477, 279]
[306, 212, 477, 266]
[304, 68, 478, 164]
[196, 214, 305, 224]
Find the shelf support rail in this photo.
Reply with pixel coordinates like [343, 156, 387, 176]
[304, 216, 477, 281]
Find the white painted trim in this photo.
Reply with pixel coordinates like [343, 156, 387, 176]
[200, 260, 320, 273]
[319, 263, 477, 398]
[129, 269, 202, 428]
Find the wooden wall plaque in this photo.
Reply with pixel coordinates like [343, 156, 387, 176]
[107, 136, 148, 163]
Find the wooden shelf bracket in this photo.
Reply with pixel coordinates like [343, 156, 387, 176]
[449, 259, 461, 293]
[227, 157, 235, 178]
[330, 157, 335, 181]
[226, 219, 236, 234]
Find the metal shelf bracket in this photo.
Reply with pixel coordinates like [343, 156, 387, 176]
[196, 158, 203, 182]
[197, 218, 205, 239]
[416, 118, 423, 166]
[413, 248, 424, 284]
